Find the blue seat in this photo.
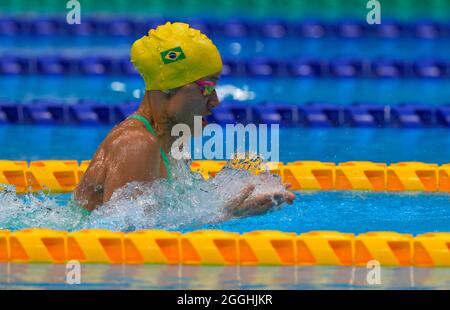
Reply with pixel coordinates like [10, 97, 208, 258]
[413, 59, 448, 78]
[288, 59, 323, 77]
[391, 104, 436, 128]
[36, 56, 72, 75]
[329, 59, 364, 77]
[344, 104, 386, 127]
[299, 103, 342, 127]
[372, 59, 407, 78]
[0, 56, 30, 74]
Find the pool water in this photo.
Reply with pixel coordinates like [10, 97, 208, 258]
[1, 264, 450, 290]
[1, 125, 450, 164]
[1, 190, 450, 234]
[1, 123, 450, 234]
[2, 8, 450, 290]
[2, 76, 450, 105]
[3, 35, 450, 60]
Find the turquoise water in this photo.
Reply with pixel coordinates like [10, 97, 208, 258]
[2, 14, 450, 290]
[1, 124, 449, 236]
[1, 264, 449, 290]
[2, 76, 450, 104]
[3, 36, 450, 60]
[2, 123, 449, 237]
[199, 191, 450, 235]
[1, 190, 450, 234]
[1, 125, 449, 164]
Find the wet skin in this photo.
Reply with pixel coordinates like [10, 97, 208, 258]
[74, 73, 295, 217]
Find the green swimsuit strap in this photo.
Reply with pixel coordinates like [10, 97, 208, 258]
[128, 115, 172, 181]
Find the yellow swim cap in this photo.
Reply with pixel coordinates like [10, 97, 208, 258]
[130, 22, 223, 91]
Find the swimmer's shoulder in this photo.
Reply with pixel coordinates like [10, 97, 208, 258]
[104, 118, 160, 159]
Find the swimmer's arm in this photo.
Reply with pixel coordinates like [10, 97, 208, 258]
[224, 183, 295, 219]
[102, 132, 160, 203]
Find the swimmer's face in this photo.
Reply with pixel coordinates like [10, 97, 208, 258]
[164, 72, 221, 131]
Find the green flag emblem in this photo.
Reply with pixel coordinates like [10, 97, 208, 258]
[160, 47, 186, 64]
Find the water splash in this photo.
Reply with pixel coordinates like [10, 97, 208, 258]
[82, 157, 288, 231]
[0, 156, 290, 232]
[0, 185, 88, 231]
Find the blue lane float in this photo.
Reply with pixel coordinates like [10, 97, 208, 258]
[329, 59, 364, 78]
[391, 104, 436, 128]
[335, 20, 366, 38]
[36, 56, 73, 75]
[437, 106, 450, 126]
[343, 104, 387, 127]
[371, 59, 408, 78]
[298, 103, 341, 127]
[2, 101, 450, 128]
[287, 59, 324, 77]
[0, 55, 30, 75]
[253, 104, 299, 126]
[1, 16, 450, 39]
[413, 59, 449, 78]
[1, 55, 449, 79]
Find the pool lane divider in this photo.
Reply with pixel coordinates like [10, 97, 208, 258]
[1, 55, 449, 79]
[0, 229, 449, 267]
[1, 160, 450, 193]
[2, 102, 450, 128]
[1, 16, 450, 40]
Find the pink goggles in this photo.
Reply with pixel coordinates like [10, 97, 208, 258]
[195, 80, 216, 96]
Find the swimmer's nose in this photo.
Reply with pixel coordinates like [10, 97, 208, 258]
[207, 90, 220, 110]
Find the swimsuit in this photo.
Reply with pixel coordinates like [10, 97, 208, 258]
[128, 115, 172, 181]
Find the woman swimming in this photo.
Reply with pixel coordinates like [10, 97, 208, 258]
[74, 22, 295, 216]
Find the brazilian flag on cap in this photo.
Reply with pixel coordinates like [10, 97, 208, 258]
[160, 46, 186, 64]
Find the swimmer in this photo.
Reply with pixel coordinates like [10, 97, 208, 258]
[74, 22, 295, 216]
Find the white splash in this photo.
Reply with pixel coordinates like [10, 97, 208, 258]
[82, 158, 288, 231]
[0, 157, 289, 232]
